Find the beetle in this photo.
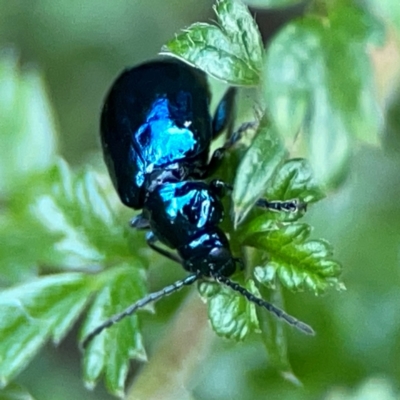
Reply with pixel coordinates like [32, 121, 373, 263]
[82, 59, 313, 348]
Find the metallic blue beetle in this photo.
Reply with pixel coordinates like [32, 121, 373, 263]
[100, 59, 237, 277]
[83, 59, 313, 347]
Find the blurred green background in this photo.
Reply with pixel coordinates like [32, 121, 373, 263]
[1, 0, 400, 399]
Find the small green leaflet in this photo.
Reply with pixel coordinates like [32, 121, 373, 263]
[0, 158, 150, 396]
[264, 159, 325, 205]
[248, 224, 343, 294]
[198, 279, 260, 340]
[234, 150, 342, 295]
[162, 0, 263, 85]
[229, 148, 342, 369]
[0, 265, 148, 397]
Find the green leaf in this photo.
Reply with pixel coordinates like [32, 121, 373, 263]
[161, 0, 263, 85]
[232, 115, 287, 226]
[0, 159, 133, 284]
[265, 158, 325, 204]
[25, 159, 131, 269]
[82, 265, 147, 397]
[264, 4, 383, 185]
[241, 215, 311, 242]
[245, 223, 343, 294]
[0, 273, 91, 386]
[0, 50, 58, 195]
[198, 279, 259, 340]
[0, 155, 149, 393]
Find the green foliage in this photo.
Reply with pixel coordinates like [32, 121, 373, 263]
[162, 0, 263, 85]
[0, 0, 394, 398]
[264, 159, 325, 207]
[236, 157, 341, 295]
[0, 54, 148, 394]
[198, 279, 260, 340]
[26, 160, 132, 268]
[250, 226, 342, 293]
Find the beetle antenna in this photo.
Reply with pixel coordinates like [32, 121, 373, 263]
[82, 273, 200, 349]
[213, 274, 315, 335]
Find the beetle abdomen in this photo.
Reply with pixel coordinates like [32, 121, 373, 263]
[100, 60, 213, 209]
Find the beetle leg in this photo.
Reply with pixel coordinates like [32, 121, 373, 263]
[234, 257, 245, 271]
[209, 181, 307, 214]
[209, 179, 232, 197]
[146, 231, 183, 265]
[202, 121, 258, 178]
[130, 213, 151, 229]
[131, 217, 183, 264]
[256, 198, 308, 213]
[212, 87, 236, 139]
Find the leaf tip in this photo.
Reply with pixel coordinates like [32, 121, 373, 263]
[84, 380, 96, 391]
[129, 348, 148, 363]
[280, 370, 303, 387]
[112, 388, 126, 399]
[232, 205, 250, 228]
